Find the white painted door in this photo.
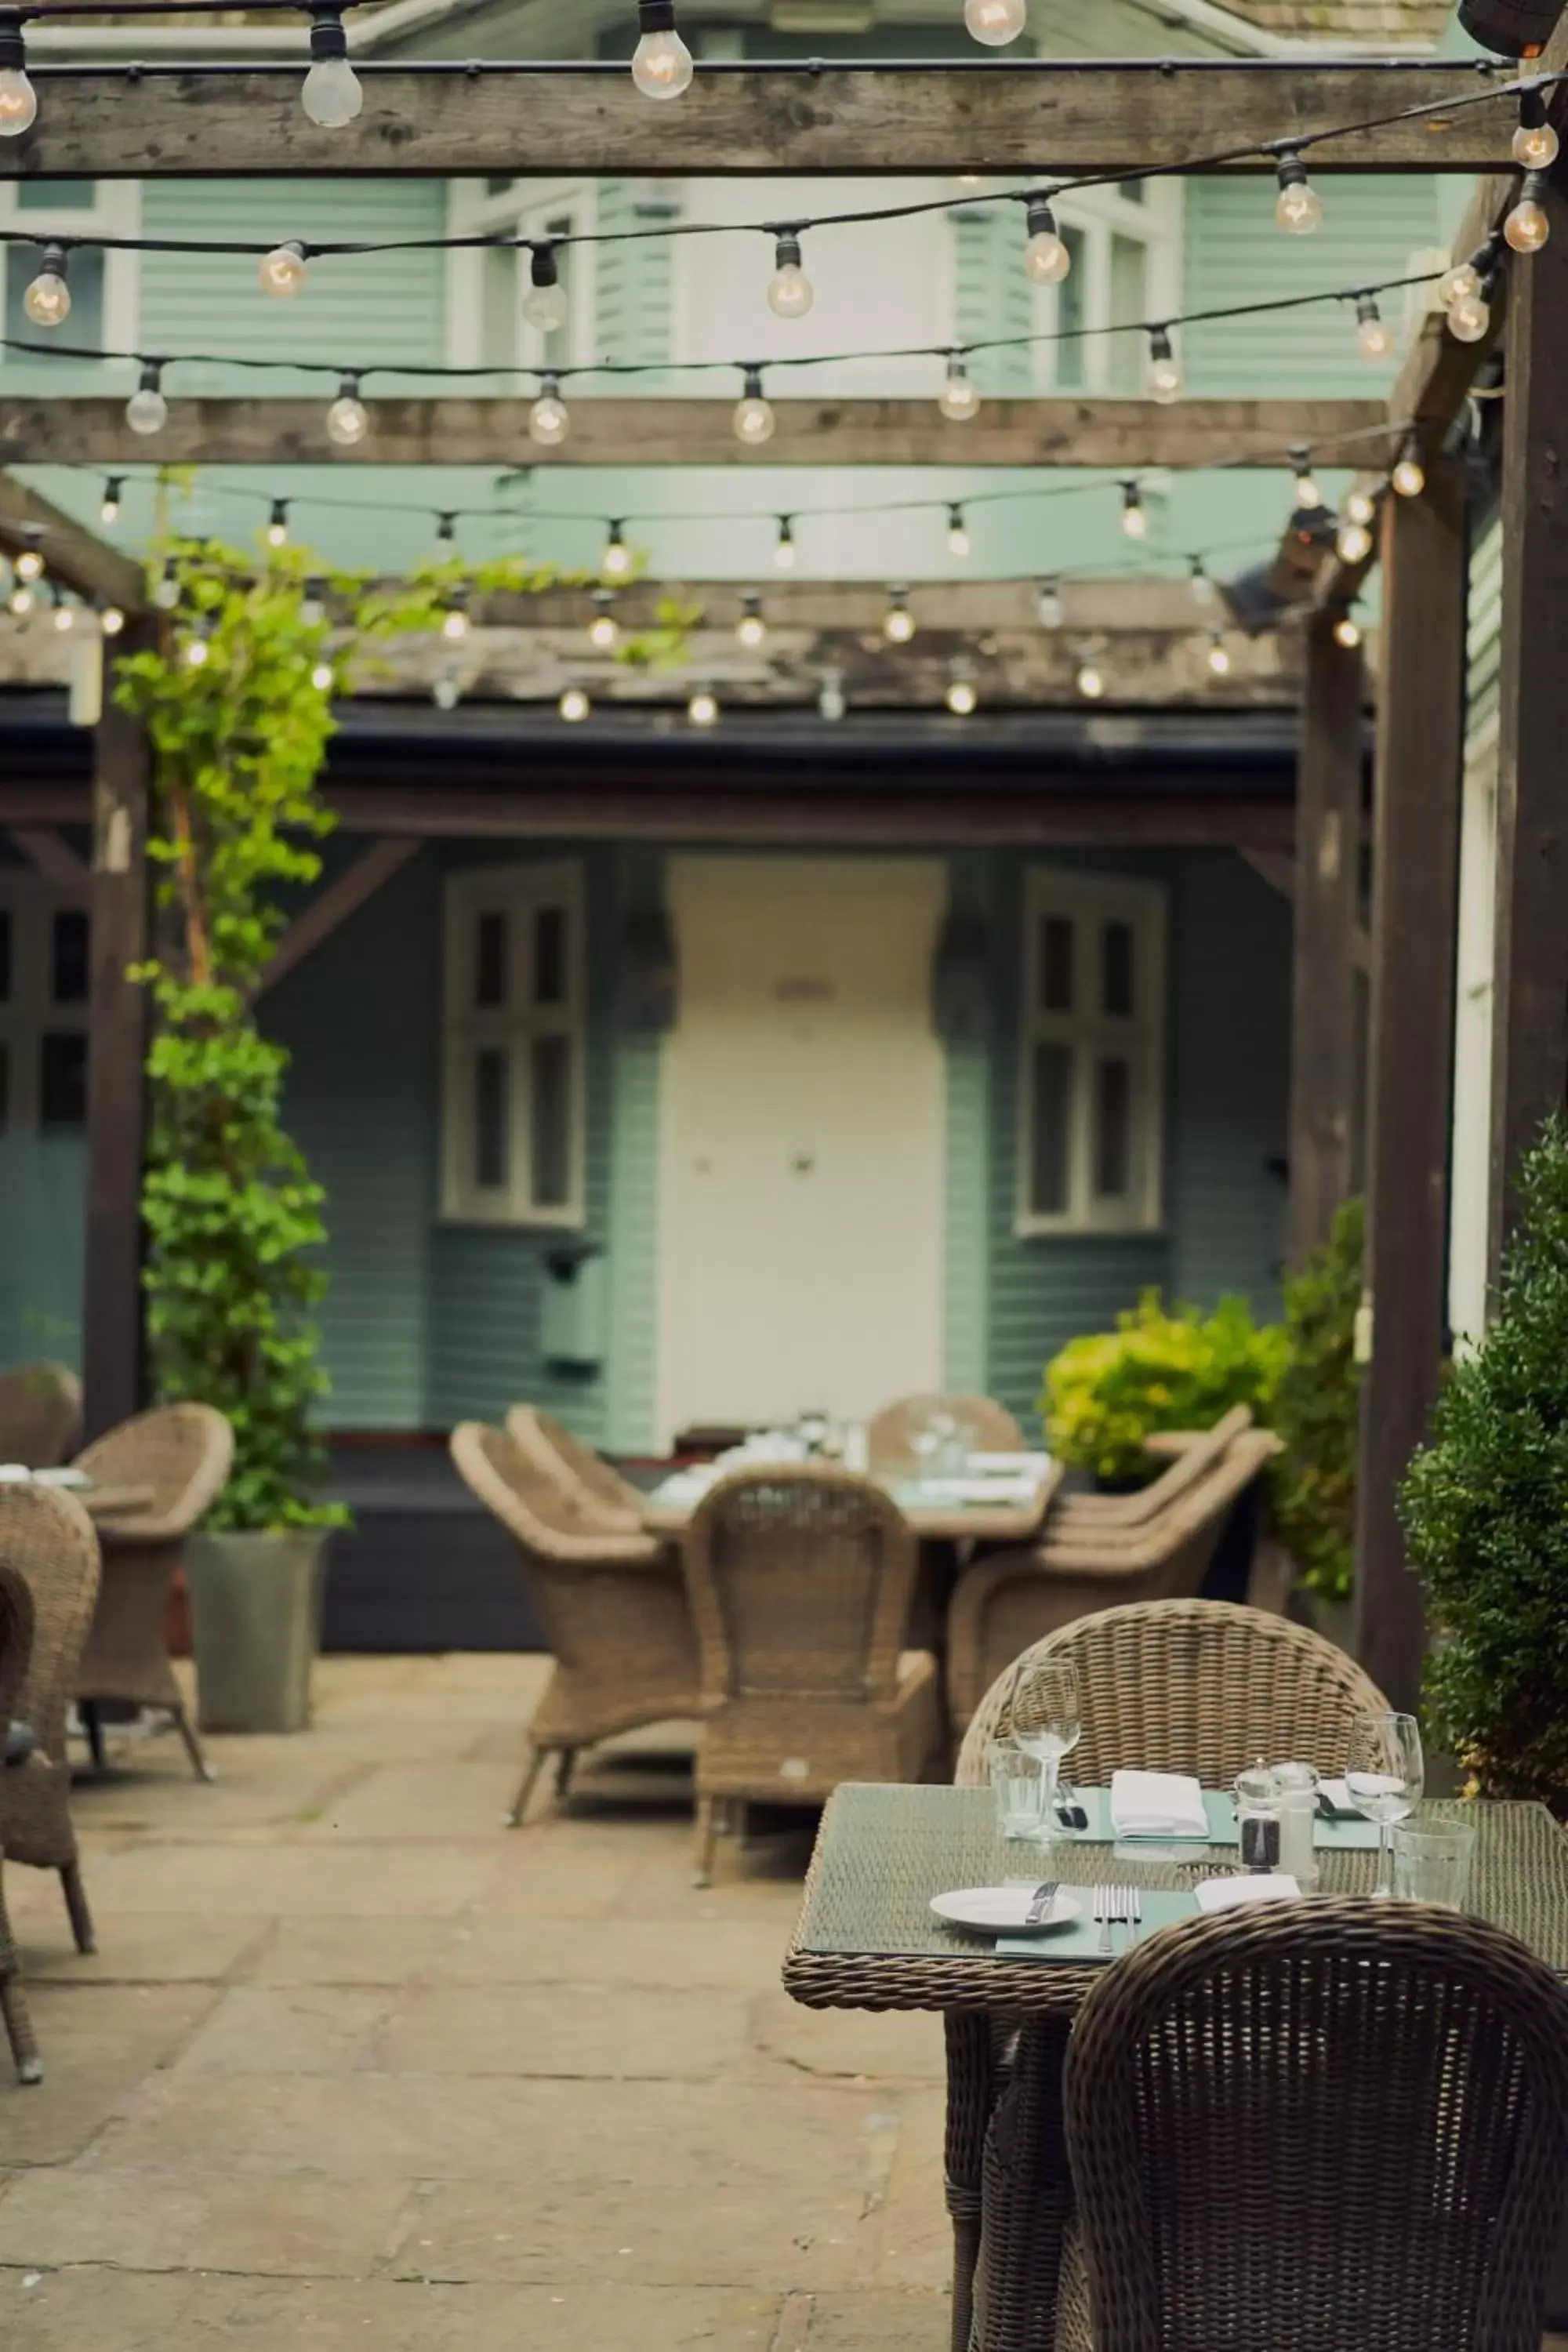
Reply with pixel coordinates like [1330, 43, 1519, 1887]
[657, 856, 948, 1443]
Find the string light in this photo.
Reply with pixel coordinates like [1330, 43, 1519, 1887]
[602, 521, 632, 579]
[735, 592, 767, 649]
[1290, 450, 1323, 512]
[0, 10, 36, 138]
[24, 245, 71, 329]
[301, 4, 362, 128]
[1120, 481, 1148, 541]
[964, 0, 1028, 44]
[1345, 488, 1377, 527]
[51, 586, 74, 633]
[1334, 615, 1363, 649]
[1023, 196, 1071, 286]
[768, 232, 814, 321]
[310, 657, 335, 691]
[13, 535, 42, 585]
[433, 671, 461, 712]
[126, 361, 169, 436]
[153, 557, 180, 612]
[1189, 556, 1217, 608]
[1355, 293, 1395, 363]
[946, 670, 978, 717]
[947, 503, 971, 558]
[1036, 578, 1064, 630]
[818, 670, 847, 722]
[267, 498, 290, 549]
[734, 365, 776, 446]
[1441, 257, 1483, 310]
[1504, 170, 1552, 254]
[774, 516, 797, 572]
[441, 593, 470, 642]
[1147, 325, 1182, 404]
[260, 241, 308, 298]
[884, 587, 916, 644]
[632, 0, 693, 100]
[588, 590, 619, 651]
[301, 579, 327, 626]
[523, 245, 568, 335]
[183, 619, 212, 670]
[6, 578, 32, 618]
[325, 371, 368, 447]
[1076, 658, 1105, 700]
[1448, 272, 1494, 342]
[100, 477, 123, 527]
[688, 685, 720, 727]
[530, 372, 570, 447]
[560, 685, 591, 723]
[434, 511, 456, 555]
[938, 354, 981, 423]
[1513, 85, 1559, 169]
[1206, 633, 1231, 677]
[100, 603, 125, 638]
[1391, 433, 1426, 499]
[1274, 151, 1322, 237]
[1335, 515, 1374, 564]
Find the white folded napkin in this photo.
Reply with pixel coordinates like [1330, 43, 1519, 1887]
[0, 1465, 31, 1483]
[1196, 1874, 1301, 1912]
[1110, 1769, 1209, 1839]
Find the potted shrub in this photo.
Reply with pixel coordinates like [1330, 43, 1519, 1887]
[1271, 1198, 1364, 1649]
[1040, 1289, 1287, 1485]
[1400, 1117, 1568, 1814]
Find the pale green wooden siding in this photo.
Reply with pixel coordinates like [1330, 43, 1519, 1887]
[952, 207, 1034, 397]
[0, 1138, 85, 1373]
[942, 850, 993, 1394]
[593, 183, 680, 385]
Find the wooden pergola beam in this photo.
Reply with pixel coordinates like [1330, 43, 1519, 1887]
[0, 471, 146, 612]
[0, 396, 1392, 472]
[0, 63, 1528, 180]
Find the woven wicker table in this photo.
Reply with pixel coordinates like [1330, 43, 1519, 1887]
[644, 1464, 1062, 1546]
[783, 1783, 1568, 2352]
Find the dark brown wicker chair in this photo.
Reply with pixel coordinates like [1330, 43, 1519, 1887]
[867, 1392, 1027, 1472]
[72, 1404, 234, 1782]
[0, 1553, 41, 2083]
[0, 1363, 82, 1471]
[0, 1483, 100, 1963]
[948, 1600, 1394, 2352]
[506, 1405, 645, 1534]
[683, 1464, 944, 1885]
[1058, 1901, 1568, 2352]
[946, 1432, 1283, 1737]
[451, 1421, 701, 1826]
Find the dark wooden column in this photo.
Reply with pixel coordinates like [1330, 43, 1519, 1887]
[1489, 173, 1568, 1282]
[1287, 615, 1364, 1269]
[1352, 456, 1467, 1712]
[82, 621, 155, 1440]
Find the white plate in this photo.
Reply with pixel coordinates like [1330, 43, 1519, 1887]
[929, 1886, 1083, 1933]
[31, 1468, 89, 1491]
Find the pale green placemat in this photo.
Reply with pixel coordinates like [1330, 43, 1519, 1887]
[996, 1887, 1198, 1963]
[1054, 1786, 1380, 1850]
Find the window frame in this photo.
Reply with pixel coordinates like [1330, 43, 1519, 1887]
[1030, 178, 1183, 396]
[441, 859, 588, 1230]
[1016, 868, 1167, 1240]
[444, 178, 597, 373]
[0, 179, 140, 365]
[0, 866, 92, 1138]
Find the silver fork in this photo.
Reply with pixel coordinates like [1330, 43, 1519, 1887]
[1127, 1885, 1143, 1945]
[1095, 1883, 1115, 1955]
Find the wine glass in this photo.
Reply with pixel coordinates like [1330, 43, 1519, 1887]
[1009, 1657, 1082, 1838]
[1346, 1711, 1424, 1897]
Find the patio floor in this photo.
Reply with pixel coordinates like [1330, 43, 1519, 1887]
[0, 1656, 950, 2352]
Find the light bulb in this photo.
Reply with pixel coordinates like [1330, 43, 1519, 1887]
[818, 671, 846, 722]
[1189, 557, 1216, 608]
[735, 596, 767, 649]
[964, 0, 1028, 44]
[52, 594, 73, 633]
[1392, 437, 1425, 499]
[1355, 293, 1395, 363]
[734, 367, 775, 446]
[1076, 661, 1105, 700]
[434, 672, 461, 712]
[1274, 152, 1322, 236]
[100, 604, 125, 637]
[768, 232, 814, 320]
[1505, 176, 1552, 255]
[1513, 92, 1559, 169]
[6, 583, 31, 617]
[884, 591, 915, 645]
[947, 504, 971, 558]
[946, 677, 978, 716]
[1345, 488, 1376, 527]
[184, 632, 210, 670]
[1023, 197, 1070, 286]
[311, 659, 335, 691]
[1291, 458, 1323, 512]
[14, 543, 42, 583]
[688, 687, 719, 727]
[1120, 482, 1148, 540]
[100, 477, 122, 528]
[301, 8, 362, 129]
[127, 369, 168, 434]
[1036, 579, 1064, 630]
[301, 579, 327, 627]
[0, 13, 36, 140]
[1334, 616, 1362, 650]
[587, 595, 619, 651]
[774, 518, 797, 571]
[1147, 326, 1181, 404]
[442, 601, 469, 642]
[560, 686, 591, 723]
[1439, 260, 1479, 309]
[24, 245, 70, 328]
[267, 500, 289, 550]
[530, 374, 570, 446]
[631, 1, 693, 100]
[1206, 634, 1230, 677]
[1449, 287, 1492, 343]
[523, 246, 568, 334]
[153, 561, 180, 612]
[326, 374, 368, 446]
[938, 356, 981, 423]
[1336, 518, 1374, 564]
[602, 523, 631, 579]
[260, 241, 308, 297]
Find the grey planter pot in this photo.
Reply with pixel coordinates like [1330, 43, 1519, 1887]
[185, 1530, 331, 1735]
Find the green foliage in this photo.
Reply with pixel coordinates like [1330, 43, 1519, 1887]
[1400, 1116, 1568, 1811]
[1041, 1289, 1288, 1483]
[1271, 1198, 1364, 1603]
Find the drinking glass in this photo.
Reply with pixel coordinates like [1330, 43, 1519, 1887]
[987, 1740, 1049, 1851]
[1392, 1812, 1477, 1909]
[1346, 1711, 1424, 1897]
[1009, 1657, 1082, 1836]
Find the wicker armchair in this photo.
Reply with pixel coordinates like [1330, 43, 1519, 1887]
[72, 1404, 234, 1782]
[867, 1393, 1027, 1472]
[0, 1483, 100, 1961]
[0, 1363, 82, 1471]
[0, 1554, 40, 2083]
[506, 1405, 645, 1534]
[1048, 1403, 1254, 1532]
[946, 1432, 1283, 1737]
[450, 1421, 700, 1826]
[683, 1465, 944, 1885]
[1059, 1902, 1568, 2352]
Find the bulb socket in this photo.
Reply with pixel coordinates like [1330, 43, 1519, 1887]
[773, 231, 802, 271]
[1275, 149, 1308, 194]
[35, 241, 67, 285]
[337, 369, 361, 400]
[1519, 83, 1548, 129]
[1149, 325, 1174, 364]
[308, 5, 348, 62]
[531, 244, 559, 291]
[1025, 195, 1059, 240]
[638, 0, 677, 27]
[437, 511, 456, 543]
[0, 11, 25, 74]
[742, 365, 765, 400]
[137, 359, 162, 395]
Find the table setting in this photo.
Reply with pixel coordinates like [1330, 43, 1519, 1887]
[0, 1465, 154, 1519]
